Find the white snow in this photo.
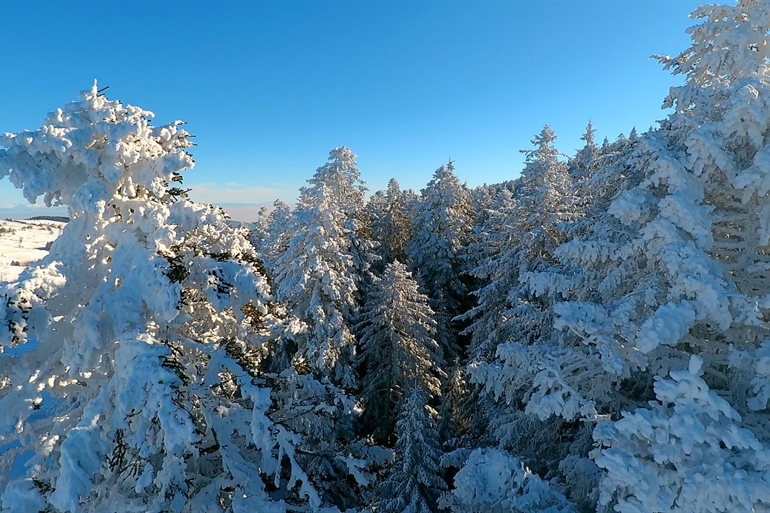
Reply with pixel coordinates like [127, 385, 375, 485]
[0, 219, 64, 283]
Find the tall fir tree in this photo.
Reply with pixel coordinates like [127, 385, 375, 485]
[545, 0, 770, 426]
[406, 161, 473, 363]
[375, 388, 446, 513]
[458, 126, 591, 491]
[464, 126, 574, 362]
[272, 148, 369, 385]
[593, 355, 770, 512]
[356, 261, 444, 444]
[266, 147, 382, 509]
[255, 199, 293, 278]
[570, 121, 599, 180]
[367, 178, 416, 268]
[467, 2, 770, 509]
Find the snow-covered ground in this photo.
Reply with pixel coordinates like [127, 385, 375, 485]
[0, 218, 65, 283]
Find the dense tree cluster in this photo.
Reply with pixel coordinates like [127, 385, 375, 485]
[1, 1, 770, 511]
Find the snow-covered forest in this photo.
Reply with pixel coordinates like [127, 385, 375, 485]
[1, 1, 770, 511]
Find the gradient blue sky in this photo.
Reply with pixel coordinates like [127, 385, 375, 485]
[0, 0, 704, 219]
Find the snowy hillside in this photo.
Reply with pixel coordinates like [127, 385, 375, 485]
[0, 219, 64, 283]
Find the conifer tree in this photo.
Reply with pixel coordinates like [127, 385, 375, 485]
[0, 84, 317, 512]
[464, 126, 574, 361]
[440, 448, 576, 512]
[367, 178, 415, 267]
[458, 127, 592, 491]
[474, 3, 770, 508]
[248, 205, 271, 250]
[593, 355, 770, 512]
[308, 146, 378, 297]
[267, 148, 382, 509]
[272, 148, 368, 386]
[545, 0, 770, 423]
[375, 388, 446, 513]
[406, 162, 473, 362]
[255, 199, 293, 276]
[571, 121, 599, 180]
[356, 261, 444, 444]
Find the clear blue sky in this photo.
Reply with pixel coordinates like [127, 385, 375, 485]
[0, 0, 705, 219]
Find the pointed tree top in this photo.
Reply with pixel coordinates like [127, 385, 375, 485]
[581, 120, 597, 147]
[431, 160, 459, 182]
[521, 125, 559, 167]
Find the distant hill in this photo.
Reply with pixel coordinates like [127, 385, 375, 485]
[26, 216, 69, 223]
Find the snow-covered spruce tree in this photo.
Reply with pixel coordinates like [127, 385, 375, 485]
[272, 147, 369, 386]
[459, 127, 600, 499]
[593, 355, 770, 512]
[654, 0, 770, 378]
[465, 182, 516, 268]
[463, 125, 574, 362]
[570, 121, 600, 181]
[495, 130, 649, 425]
[495, 1, 767, 432]
[356, 261, 444, 444]
[473, 3, 770, 508]
[406, 161, 473, 363]
[374, 387, 446, 513]
[308, 147, 377, 299]
[255, 199, 294, 278]
[564, 129, 641, 242]
[268, 148, 383, 509]
[464, 181, 517, 281]
[366, 178, 415, 268]
[0, 84, 334, 512]
[247, 204, 272, 258]
[564, 122, 635, 241]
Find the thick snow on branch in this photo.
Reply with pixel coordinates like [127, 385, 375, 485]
[593, 355, 770, 512]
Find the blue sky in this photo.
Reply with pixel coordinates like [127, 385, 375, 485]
[0, 0, 704, 219]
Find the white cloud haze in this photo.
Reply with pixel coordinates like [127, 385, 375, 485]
[186, 183, 291, 206]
